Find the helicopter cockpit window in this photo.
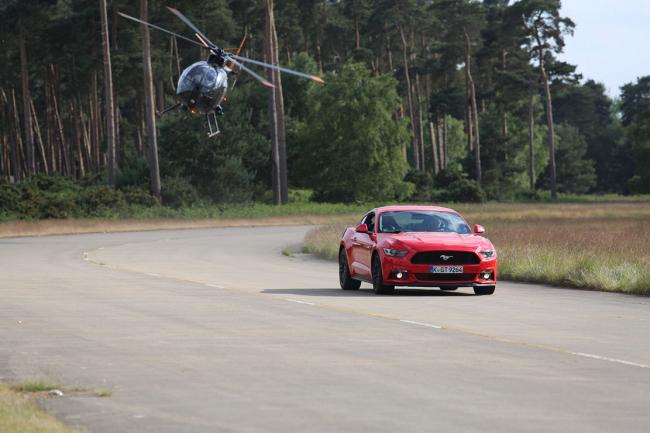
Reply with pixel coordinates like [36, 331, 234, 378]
[177, 61, 224, 97]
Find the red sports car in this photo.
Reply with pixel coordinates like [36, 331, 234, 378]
[339, 205, 497, 295]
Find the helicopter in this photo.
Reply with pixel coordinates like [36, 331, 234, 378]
[118, 7, 324, 137]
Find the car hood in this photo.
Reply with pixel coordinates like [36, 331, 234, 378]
[383, 232, 493, 251]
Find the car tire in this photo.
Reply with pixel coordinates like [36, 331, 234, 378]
[372, 254, 395, 295]
[339, 249, 361, 290]
[474, 286, 495, 296]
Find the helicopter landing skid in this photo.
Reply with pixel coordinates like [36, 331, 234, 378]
[206, 111, 220, 137]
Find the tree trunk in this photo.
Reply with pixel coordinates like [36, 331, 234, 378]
[464, 30, 481, 184]
[528, 81, 535, 190]
[441, 114, 447, 170]
[0, 89, 10, 180]
[533, 25, 557, 200]
[500, 49, 508, 138]
[540, 68, 556, 199]
[354, 17, 360, 49]
[265, 0, 280, 205]
[271, 12, 288, 204]
[385, 24, 393, 72]
[19, 23, 34, 176]
[79, 101, 92, 176]
[429, 121, 439, 175]
[0, 90, 5, 179]
[10, 89, 23, 181]
[415, 74, 425, 171]
[69, 101, 84, 178]
[51, 82, 70, 176]
[90, 72, 101, 172]
[464, 53, 473, 153]
[141, 0, 161, 200]
[397, 22, 419, 170]
[170, 36, 181, 90]
[30, 99, 48, 175]
[100, 0, 117, 187]
[45, 69, 55, 173]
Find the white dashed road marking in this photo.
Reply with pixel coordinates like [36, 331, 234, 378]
[569, 351, 650, 369]
[286, 299, 315, 306]
[399, 319, 443, 329]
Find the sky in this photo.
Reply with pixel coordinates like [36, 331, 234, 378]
[558, 0, 650, 97]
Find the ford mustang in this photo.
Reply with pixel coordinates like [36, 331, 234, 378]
[338, 205, 497, 295]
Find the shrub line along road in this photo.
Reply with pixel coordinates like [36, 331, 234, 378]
[1, 226, 649, 433]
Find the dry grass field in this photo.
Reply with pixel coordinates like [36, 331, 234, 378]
[303, 203, 650, 295]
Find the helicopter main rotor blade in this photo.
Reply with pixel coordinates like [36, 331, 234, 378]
[117, 12, 205, 50]
[229, 54, 325, 84]
[166, 7, 219, 50]
[228, 58, 275, 89]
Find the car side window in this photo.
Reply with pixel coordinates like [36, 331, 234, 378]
[362, 213, 375, 233]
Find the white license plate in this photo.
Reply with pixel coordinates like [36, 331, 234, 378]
[430, 266, 464, 274]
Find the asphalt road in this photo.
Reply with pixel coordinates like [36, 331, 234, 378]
[1, 226, 649, 433]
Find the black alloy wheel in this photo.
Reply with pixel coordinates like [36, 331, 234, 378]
[339, 249, 361, 290]
[372, 254, 395, 295]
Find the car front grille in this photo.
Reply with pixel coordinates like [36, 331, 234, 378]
[415, 273, 476, 282]
[411, 251, 480, 265]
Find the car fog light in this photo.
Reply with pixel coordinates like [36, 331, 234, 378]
[480, 270, 494, 280]
[396, 272, 404, 279]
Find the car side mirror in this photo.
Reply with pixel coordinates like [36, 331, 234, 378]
[355, 224, 369, 234]
[474, 224, 485, 234]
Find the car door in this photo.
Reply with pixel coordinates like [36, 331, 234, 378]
[351, 212, 375, 279]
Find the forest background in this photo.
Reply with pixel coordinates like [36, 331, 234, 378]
[1, 0, 650, 220]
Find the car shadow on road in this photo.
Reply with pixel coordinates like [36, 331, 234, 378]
[262, 288, 474, 297]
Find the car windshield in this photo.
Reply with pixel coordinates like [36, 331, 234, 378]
[378, 211, 471, 234]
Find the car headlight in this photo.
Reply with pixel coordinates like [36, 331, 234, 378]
[383, 248, 408, 257]
[480, 250, 495, 259]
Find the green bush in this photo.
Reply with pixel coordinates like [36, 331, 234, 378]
[123, 187, 160, 207]
[432, 178, 486, 203]
[0, 182, 21, 215]
[78, 186, 127, 216]
[40, 193, 77, 219]
[432, 168, 485, 203]
[161, 176, 199, 209]
[24, 174, 79, 193]
[17, 184, 44, 218]
[288, 189, 314, 203]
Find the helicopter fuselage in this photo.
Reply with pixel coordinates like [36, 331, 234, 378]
[176, 60, 228, 114]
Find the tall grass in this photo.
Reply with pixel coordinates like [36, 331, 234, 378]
[0, 385, 80, 433]
[303, 203, 650, 295]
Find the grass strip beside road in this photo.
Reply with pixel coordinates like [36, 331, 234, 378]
[0, 384, 79, 433]
[0, 202, 379, 238]
[0, 213, 362, 238]
[303, 203, 650, 295]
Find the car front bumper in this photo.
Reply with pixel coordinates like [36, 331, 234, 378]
[381, 256, 498, 287]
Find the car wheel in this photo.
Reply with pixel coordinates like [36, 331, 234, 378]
[474, 286, 495, 296]
[372, 254, 395, 295]
[339, 249, 361, 290]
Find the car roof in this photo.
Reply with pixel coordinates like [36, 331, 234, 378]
[372, 205, 459, 214]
